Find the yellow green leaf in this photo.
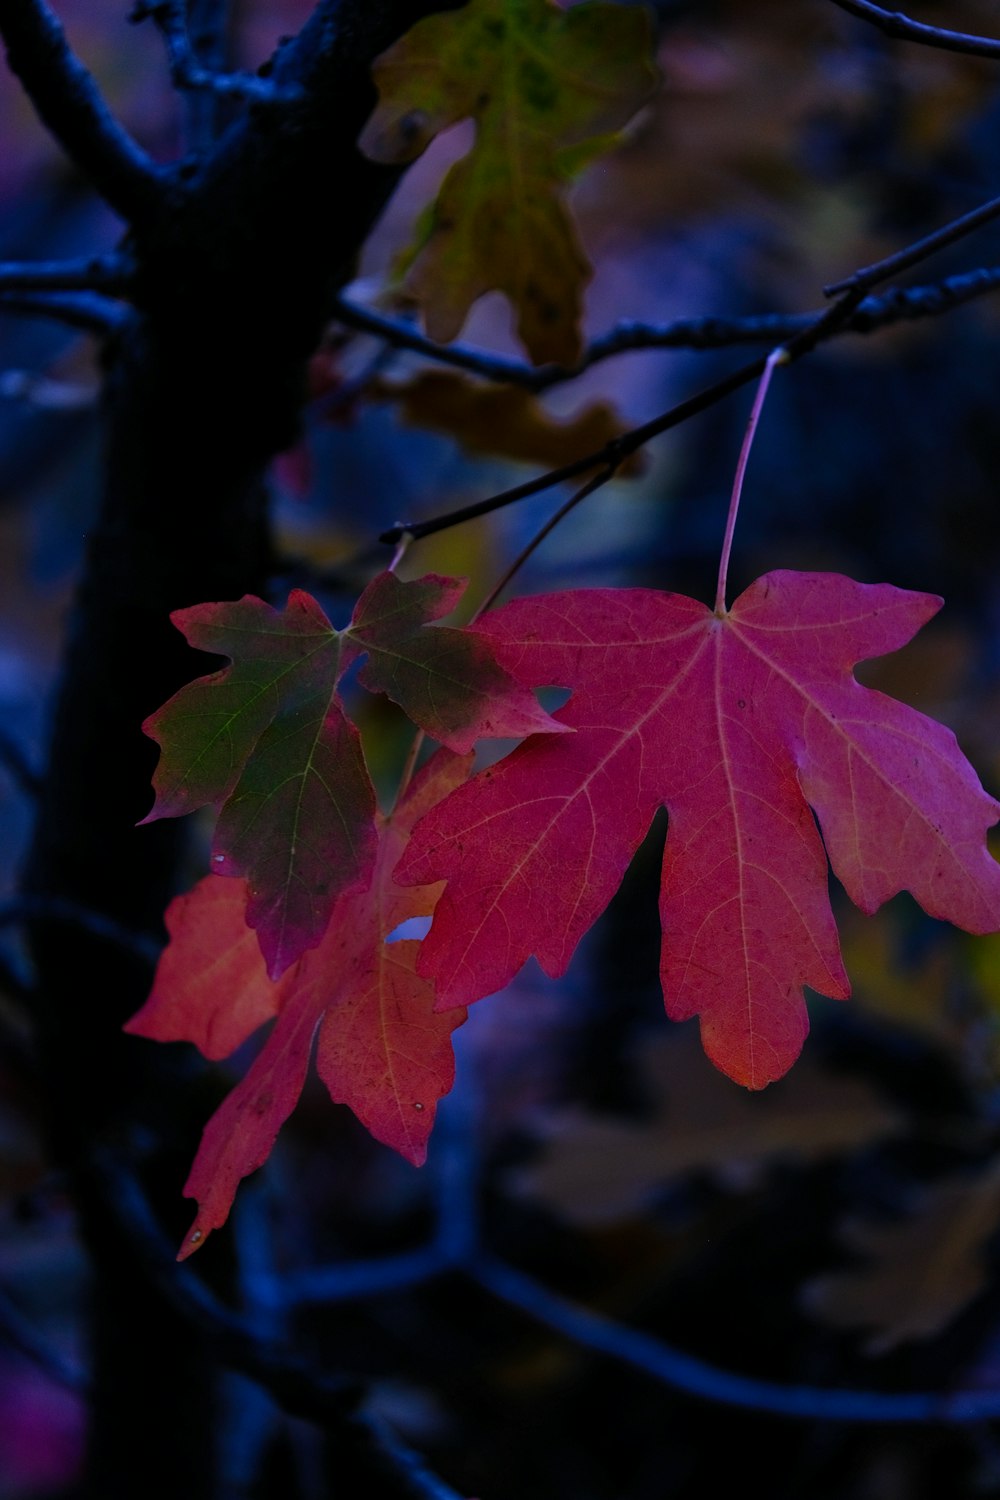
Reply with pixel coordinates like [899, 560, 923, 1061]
[360, 0, 659, 365]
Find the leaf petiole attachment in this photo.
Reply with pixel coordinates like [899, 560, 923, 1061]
[714, 346, 789, 615]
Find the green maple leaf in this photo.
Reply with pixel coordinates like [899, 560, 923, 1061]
[141, 572, 563, 980]
[360, 0, 659, 365]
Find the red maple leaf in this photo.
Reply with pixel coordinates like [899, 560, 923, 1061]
[127, 750, 471, 1258]
[397, 572, 1000, 1088]
[140, 571, 561, 977]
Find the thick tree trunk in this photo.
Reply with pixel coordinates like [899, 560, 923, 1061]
[20, 4, 464, 1494]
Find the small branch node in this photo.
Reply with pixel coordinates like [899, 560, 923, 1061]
[131, 0, 305, 104]
[828, 0, 1000, 59]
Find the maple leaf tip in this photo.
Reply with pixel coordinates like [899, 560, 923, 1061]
[265, 953, 292, 983]
[176, 1222, 209, 1261]
[537, 711, 575, 736]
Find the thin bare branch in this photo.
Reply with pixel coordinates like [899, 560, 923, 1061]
[826, 192, 1000, 295]
[383, 291, 863, 542]
[381, 188, 1000, 544]
[0, 256, 132, 334]
[331, 293, 804, 388]
[0, 369, 96, 408]
[0, 290, 128, 334]
[377, 352, 767, 544]
[96, 1152, 467, 1497]
[0, 726, 41, 797]
[0, 1282, 88, 1394]
[0, 895, 161, 962]
[850, 263, 1000, 323]
[94, 1150, 361, 1419]
[276, 1246, 446, 1307]
[470, 1254, 1000, 1423]
[174, 0, 230, 147]
[338, 264, 1000, 391]
[828, 0, 1000, 59]
[475, 465, 617, 614]
[0, 0, 165, 225]
[0, 253, 133, 295]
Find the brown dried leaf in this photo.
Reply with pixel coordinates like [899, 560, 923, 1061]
[514, 1032, 900, 1226]
[375, 370, 644, 474]
[803, 1160, 1000, 1354]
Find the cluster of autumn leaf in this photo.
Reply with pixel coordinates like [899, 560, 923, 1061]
[123, 0, 1000, 1270]
[128, 565, 1000, 1257]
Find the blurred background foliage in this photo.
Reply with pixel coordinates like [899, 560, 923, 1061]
[7, 1, 1000, 1496]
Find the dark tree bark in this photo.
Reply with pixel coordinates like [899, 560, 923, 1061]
[1, 2, 464, 1494]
